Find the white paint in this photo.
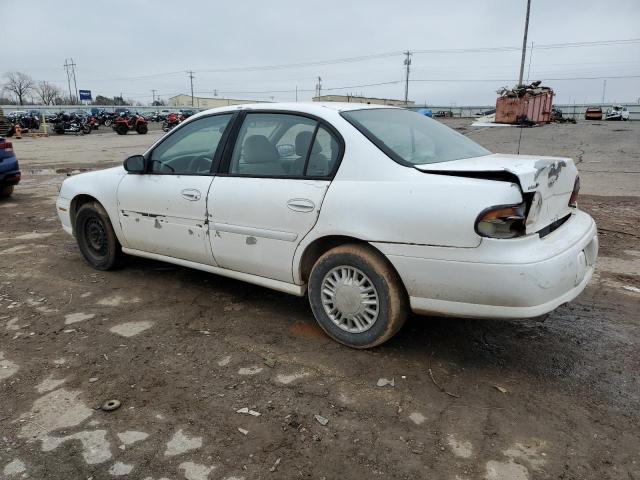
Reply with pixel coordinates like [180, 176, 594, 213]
[35, 375, 67, 393]
[64, 312, 95, 325]
[0, 245, 29, 255]
[447, 434, 474, 458]
[179, 462, 215, 480]
[42, 430, 112, 464]
[622, 285, 640, 293]
[15, 232, 54, 240]
[117, 430, 149, 445]
[0, 351, 19, 380]
[503, 442, 547, 471]
[275, 372, 308, 384]
[238, 366, 263, 375]
[3, 459, 26, 477]
[164, 429, 202, 457]
[18, 388, 94, 440]
[408, 412, 426, 425]
[485, 460, 529, 480]
[5, 317, 22, 330]
[109, 321, 153, 337]
[217, 355, 231, 366]
[109, 461, 134, 476]
[97, 295, 141, 307]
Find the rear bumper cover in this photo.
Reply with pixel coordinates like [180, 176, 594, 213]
[374, 210, 598, 319]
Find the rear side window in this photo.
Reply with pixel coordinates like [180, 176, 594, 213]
[228, 113, 340, 178]
[342, 108, 490, 166]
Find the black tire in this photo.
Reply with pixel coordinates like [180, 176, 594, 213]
[115, 124, 128, 135]
[308, 244, 408, 349]
[162, 121, 169, 132]
[75, 202, 123, 270]
[0, 185, 14, 199]
[82, 124, 91, 134]
[136, 124, 148, 134]
[104, 119, 113, 127]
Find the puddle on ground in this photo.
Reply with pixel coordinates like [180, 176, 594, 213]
[24, 167, 96, 176]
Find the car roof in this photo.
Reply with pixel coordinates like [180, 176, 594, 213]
[194, 102, 398, 118]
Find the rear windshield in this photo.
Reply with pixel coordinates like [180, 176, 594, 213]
[341, 108, 490, 166]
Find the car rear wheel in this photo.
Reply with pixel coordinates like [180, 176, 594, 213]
[75, 202, 123, 270]
[0, 185, 14, 198]
[308, 244, 408, 348]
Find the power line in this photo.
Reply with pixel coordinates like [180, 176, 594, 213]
[76, 37, 640, 83]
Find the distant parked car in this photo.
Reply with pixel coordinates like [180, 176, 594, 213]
[434, 110, 453, 118]
[0, 137, 20, 198]
[56, 103, 597, 348]
[604, 105, 629, 121]
[584, 106, 603, 120]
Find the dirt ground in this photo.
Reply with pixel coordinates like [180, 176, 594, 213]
[1, 119, 639, 480]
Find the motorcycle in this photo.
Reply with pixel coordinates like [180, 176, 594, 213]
[52, 113, 92, 135]
[113, 113, 148, 135]
[162, 112, 182, 132]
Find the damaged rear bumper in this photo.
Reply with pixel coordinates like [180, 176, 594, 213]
[374, 210, 598, 319]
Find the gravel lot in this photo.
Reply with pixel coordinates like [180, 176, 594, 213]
[1, 118, 639, 480]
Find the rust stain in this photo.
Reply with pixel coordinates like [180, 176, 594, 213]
[288, 321, 326, 340]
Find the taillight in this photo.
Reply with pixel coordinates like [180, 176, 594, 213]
[568, 176, 580, 207]
[1, 141, 13, 152]
[475, 203, 527, 239]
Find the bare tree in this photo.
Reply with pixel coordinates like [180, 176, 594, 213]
[2, 72, 35, 105]
[36, 81, 61, 105]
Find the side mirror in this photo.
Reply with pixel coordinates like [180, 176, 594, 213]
[123, 155, 146, 173]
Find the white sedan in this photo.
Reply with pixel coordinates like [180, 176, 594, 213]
[56, 103, 598, 348]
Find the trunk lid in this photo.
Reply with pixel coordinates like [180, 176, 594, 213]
[415, 153, 578, 234]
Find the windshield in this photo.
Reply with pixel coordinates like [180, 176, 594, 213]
[342, 108, 491, 166]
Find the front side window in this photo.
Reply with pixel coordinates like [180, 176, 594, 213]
[229, 113, 319, 177]
[342, 108, 490, 166]
[150, 114, 232, 174]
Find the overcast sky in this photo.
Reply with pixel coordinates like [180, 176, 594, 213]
[3, 0, 639, 106]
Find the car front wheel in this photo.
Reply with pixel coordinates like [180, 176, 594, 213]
[308, 244, 408, 348]
[75, 202, 122, 270]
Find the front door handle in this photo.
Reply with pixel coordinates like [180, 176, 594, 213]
[181, 189, 201, 201]
[287, 198, 315, 213]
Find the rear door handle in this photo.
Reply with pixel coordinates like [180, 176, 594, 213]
[287, 198, 315, 213]
[181, 189, 201, 201]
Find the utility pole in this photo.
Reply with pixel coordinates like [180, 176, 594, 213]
[151, 89, 157, 104]
[71, 58, 78, 103]
[403, 51, 412, 105]
[517, 0, 532, 86]
[187, 71, 195, 107]
[315, 77, 322, 99]
[295, 85, 298, 102]
[602, 79, 607, 104]
[63, 59, 73, 104]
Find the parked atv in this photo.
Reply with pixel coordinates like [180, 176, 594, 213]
[162, 112, 181, 132]
[113, 113, 148, 135]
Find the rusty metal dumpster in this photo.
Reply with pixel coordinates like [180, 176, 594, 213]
[495, 82, 554, 124]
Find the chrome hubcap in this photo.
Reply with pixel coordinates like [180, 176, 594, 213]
[321, 266, 379, 333]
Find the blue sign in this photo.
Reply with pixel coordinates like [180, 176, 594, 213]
[79, 90, 92, 101]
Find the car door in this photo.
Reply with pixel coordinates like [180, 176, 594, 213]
[208, 112, 342, 283]
[117, 113, 234, 265]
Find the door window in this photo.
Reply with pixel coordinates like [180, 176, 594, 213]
[229, 113, 318, 177]
[150, 114, 232, 174]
